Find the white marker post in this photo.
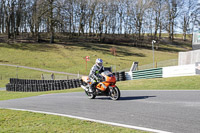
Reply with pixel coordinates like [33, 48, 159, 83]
[152, 40, 156, 68]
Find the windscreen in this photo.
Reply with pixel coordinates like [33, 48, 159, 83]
[101, 71, 113, 77]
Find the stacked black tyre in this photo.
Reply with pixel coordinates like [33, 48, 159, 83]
[6, 78, 83, 92]
[119, 71, 126, 81]
[113, 72, 120, 81]
[113, 71, 126, 81]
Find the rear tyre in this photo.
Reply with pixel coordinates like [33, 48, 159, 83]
[85, 90, 96, 99]
[110, 86, 120, 100]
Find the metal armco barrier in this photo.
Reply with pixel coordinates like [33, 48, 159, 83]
[132, 68, 163, 80]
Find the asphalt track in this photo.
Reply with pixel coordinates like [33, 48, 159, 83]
[0, 90, 200, 133]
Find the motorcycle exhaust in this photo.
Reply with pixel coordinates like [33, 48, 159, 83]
[81, 85, 88, 91]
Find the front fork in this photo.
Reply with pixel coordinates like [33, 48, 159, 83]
[81, 85, 90, 91]
[108, 85, 116, 94]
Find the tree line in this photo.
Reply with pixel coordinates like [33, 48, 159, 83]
[0, 0, 199, 43]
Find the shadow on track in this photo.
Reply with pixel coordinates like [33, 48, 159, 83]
[95, 96, 156, 101]
[119, 96, 156, 101]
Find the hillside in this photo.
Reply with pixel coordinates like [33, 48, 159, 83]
[0, 36, 192, 87]
[0, 41, 181, 73]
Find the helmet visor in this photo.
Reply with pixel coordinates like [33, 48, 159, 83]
[97, 62, 102, 67]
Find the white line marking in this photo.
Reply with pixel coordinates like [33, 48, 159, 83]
[2, 107, 172, 133]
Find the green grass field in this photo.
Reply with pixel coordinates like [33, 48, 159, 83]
[0, 109, 147, 133]
[117, 75, 200, 90]
[0, 88, 82, 101]
[0, 42, 178, 74]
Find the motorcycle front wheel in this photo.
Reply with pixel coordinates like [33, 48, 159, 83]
[85, 90, 96, 99]
[110, 86, 120, 100]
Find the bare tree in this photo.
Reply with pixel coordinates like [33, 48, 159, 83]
[0, 0, 5, 33]
[77, 0, 87, 36]
[179, 0, 199, 41]
[0, 0, 198, 45]
[151, 0, 163, 39]
[165, 0, 184, 40]
[131, 0, 151, 39]
[88, 0, 97, 36]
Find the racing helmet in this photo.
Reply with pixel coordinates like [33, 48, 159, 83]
[96, 58, 103, 68]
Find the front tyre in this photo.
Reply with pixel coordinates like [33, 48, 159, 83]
[110, 86, 120, 100]
[85, 90, 96, 99]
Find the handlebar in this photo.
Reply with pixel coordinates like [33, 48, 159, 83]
[93, 74, 104, 82]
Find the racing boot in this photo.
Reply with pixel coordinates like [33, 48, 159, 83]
[88, 83, 95, 93]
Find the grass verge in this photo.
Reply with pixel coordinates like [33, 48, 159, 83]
[0, 88, 82, 101]
[0, 109, 147, 133]
[118, 75, 200, 90]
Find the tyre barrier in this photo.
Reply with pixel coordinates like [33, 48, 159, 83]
[113, 71, 126, 81]
[6, 78, 84, 92]
[6, 72, 125, 92]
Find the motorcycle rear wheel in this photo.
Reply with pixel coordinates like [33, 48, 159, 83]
[110, 86, 120, 100]
[85, 90, 96, 99]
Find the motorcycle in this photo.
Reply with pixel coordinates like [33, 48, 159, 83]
[81, 71, 120, 100]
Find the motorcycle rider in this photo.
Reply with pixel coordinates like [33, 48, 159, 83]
[88, 58, 105, 93]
